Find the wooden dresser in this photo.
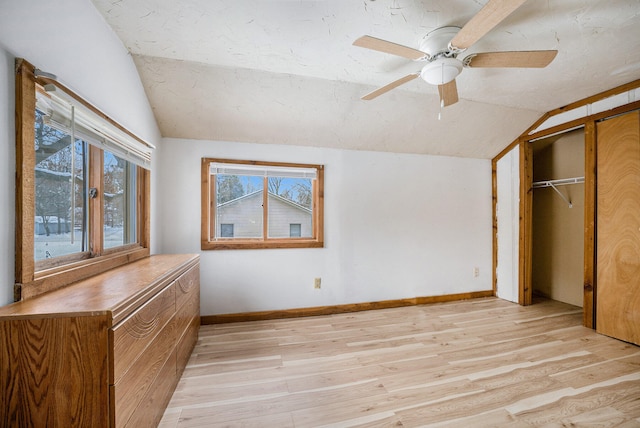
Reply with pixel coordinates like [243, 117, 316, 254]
[0, 254, 200, 427]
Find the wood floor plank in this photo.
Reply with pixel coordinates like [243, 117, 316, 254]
[177, 356, 365, 391]
[285, 364, 386, 393]
[468, 352, 605, 389]
[513, 379, 640, 425]
[551, 357, 640, 388]
[167, 379, 290, 408]
[559, 407, 632, 428]
[419, 409, 522, 428]
[291, 379, 480, 428]
[396, 376, 563, 426]
[199, 412, 296, 428]
[160, 297, 640, 427]
[175, 380, 388, 426]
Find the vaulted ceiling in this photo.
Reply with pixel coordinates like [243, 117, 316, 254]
[91, 0, 640, 158]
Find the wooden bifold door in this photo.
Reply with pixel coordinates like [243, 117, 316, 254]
[596, 110, 640, 346]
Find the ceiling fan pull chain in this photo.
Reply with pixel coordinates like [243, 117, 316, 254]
[438, 63, 444, 120]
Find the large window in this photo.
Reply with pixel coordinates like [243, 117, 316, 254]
[15, 59, 153, 300]
[201, 158, 324, 250]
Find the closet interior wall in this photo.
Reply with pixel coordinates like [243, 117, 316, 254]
[531, 128, 585, 307]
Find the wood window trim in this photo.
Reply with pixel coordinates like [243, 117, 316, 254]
[14, 58, 150, 301]
[201, 157, 324, 250]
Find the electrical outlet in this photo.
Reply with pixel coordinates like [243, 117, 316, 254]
[314, 278, 321, 289]
[473, 267, 480, 278]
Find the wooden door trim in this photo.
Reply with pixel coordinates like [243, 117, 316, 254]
[583, 121, 596, 328]
[519, 139, 533, 306]
[491, 159, 498, 295]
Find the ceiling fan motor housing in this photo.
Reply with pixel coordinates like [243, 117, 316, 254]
[419, 26, 462, 57]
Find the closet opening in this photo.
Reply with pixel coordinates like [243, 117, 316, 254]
[530, 128, 585, 308]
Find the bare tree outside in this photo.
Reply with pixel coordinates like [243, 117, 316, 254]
[34, 109, 86, 259]
[217, 175, 245, 204]
[293, 181, 312, 208]
[270, 177, 312, 208]
[268, 177, 283, 195]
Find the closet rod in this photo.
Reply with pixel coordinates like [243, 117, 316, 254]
[532, 176, 584, 208]
[531, 176, 585, 188]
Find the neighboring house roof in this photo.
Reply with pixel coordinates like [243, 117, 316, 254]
[218, 190, 311, 213]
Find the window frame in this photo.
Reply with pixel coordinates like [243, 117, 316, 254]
[15, 59, 151, 301]
[201, 158, 324, 250]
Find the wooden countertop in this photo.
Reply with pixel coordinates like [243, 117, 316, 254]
[0, 254, 199, 324]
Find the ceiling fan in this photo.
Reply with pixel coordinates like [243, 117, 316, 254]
[352, 0, 557, 107]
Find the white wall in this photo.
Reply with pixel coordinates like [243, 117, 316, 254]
[0, 47, 15, 306]
[496, 145, 520, 303]
[159, 138, 493, 315]
[0, 0, 161, 306]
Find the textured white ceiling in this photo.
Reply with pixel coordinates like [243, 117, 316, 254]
[91, 0, 640, 158]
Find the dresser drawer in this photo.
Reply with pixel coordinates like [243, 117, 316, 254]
[111, 283, 176, 384]
[175, 290, 200, 375]
[174, 280, 199, 338]
[176, 265, 199, 310]
[120, 350, 178, 428]
[111, 317, 178, 427]
[176, 316, 199, 378]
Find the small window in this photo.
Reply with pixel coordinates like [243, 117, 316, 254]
[220, 223, 234, 237]
[290, 223, 301, 237]
[201, 158, 323, 250]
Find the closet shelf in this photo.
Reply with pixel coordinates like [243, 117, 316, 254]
[532, 176, 584, 208]
[532, 176, 585, 188]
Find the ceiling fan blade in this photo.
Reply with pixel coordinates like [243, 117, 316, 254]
[361, 74, 419, 100]
[465, 50, 558, 68]
[353, 35, 428, 61]
[438, 80, 459, 107]
[449, 0, 528, 51]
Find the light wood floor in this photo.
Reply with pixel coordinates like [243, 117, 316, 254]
[159, 297, 640, 427]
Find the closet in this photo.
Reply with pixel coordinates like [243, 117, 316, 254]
[531, 128, 585, 307]
[493, 80, 640, 343]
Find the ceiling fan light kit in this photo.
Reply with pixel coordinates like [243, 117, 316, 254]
[420, 57, 463, 85]
[352, 0, 558, 107]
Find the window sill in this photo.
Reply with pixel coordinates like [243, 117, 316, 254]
[17, 247, 150, 301]
[201, 239, 324, 250]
